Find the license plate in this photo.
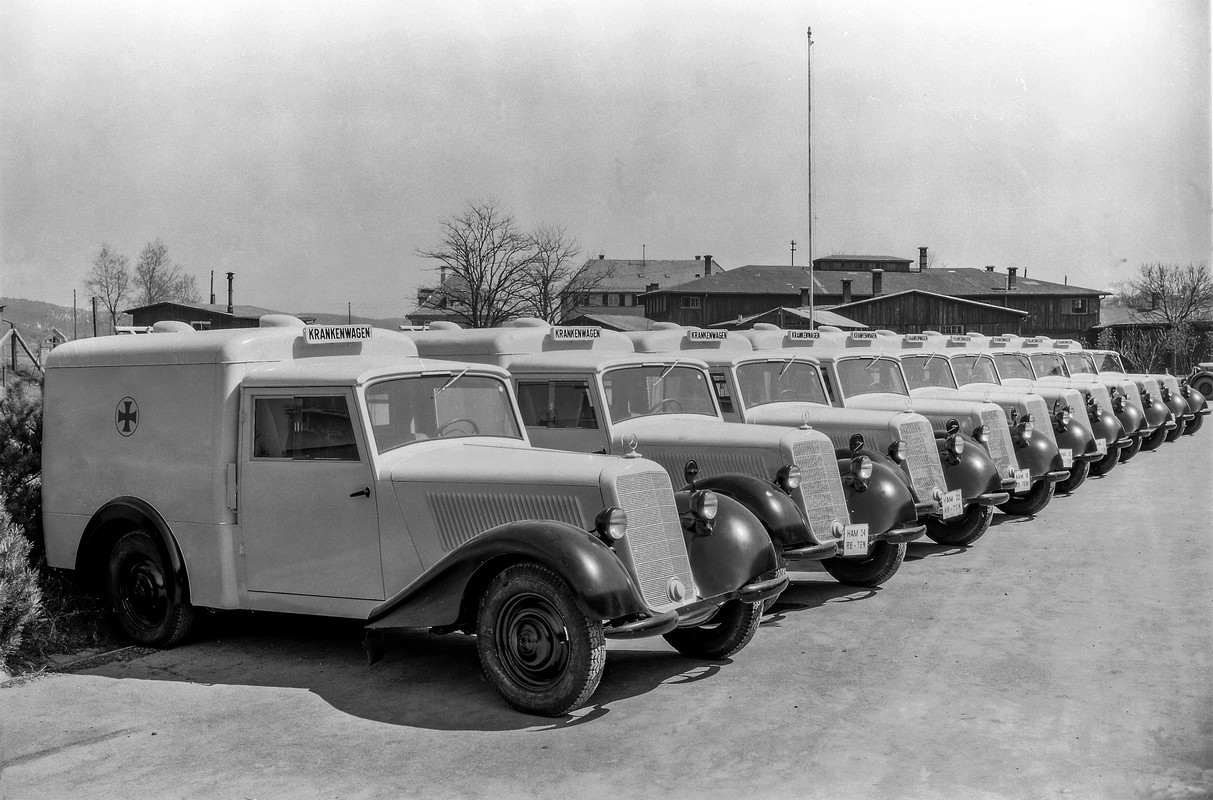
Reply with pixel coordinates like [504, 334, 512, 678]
[1014, 468, 1031, 493]
[942, 489, 963, 519]
[1094, 438, 1107, 455]
[1060, 448, 1073, 468]
[842, 523, 870, 557]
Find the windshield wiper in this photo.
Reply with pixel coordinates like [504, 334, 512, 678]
[654, 360, 680, 385]
[434, 367, 469, 397]
[778, 356, 801, 379]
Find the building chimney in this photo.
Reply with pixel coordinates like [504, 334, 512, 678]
[599, 253, 605, 260]
[210, 270, 216, 305]
[225, 272, 234, 314]
[871, 268, 884, 296]
[704, 254, 713, 276]
[799, 286, 810, 307]
[842, 278, 853, 304]
[918, 247, 928, 271]
[646, 282, 659, 292]
[1007, 267, 1018, 287]
[985, 265, 996, 272]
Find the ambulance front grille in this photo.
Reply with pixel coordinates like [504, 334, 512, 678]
[614, 470, 695, 612]
[897, 418, 945, 499]
[981, 407, 1014, 476]
[1087, 384, 1112, 416]
[429, 491, 582, 553]
[791, 439, 850, 543]
[1024, 396, 1058, 447]
[647, 451, 768, 486]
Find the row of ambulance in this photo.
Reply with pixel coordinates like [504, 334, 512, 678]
[39, 316, 1207, 716]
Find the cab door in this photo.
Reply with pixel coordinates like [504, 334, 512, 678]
[240, 389, 384, 600]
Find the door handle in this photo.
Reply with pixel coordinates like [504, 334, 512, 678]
[350, 487, 371, 498]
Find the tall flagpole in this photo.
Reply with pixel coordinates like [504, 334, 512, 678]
[807, 27, 814, 328]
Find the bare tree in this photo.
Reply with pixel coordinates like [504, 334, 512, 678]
[518, 224, 609, 323]
[132, 238, 200, 306]
[1117, 261, 1213, 326]
[415, 199, 537, 328]
[83, 244, 131, 334]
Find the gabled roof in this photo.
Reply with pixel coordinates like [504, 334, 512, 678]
[813, 254, 913, 264]
[581, 258, 721, 292]
[709, 307, 868, 330]
[645, 264, 1106, 298]
[124, 300, 282, 319]
[559, 312, 662, 332]
[828, 289, 1030, 316]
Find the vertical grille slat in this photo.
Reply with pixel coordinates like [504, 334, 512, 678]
[614, 470, 695, 612]
[791, 439, 850, 542]
[897, 418, 945, 499]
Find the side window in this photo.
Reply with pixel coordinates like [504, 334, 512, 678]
[253, 396, 359, 461]
[516, 381, 599, 429]
[820, 369, 838, 405]
[710, 372, 734, 414]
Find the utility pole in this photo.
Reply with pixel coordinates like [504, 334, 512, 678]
[73, 290, 78, 339]
[807, 26, 815, 328]
[91, 296, 98, 337]
[790, 240, 797, 266]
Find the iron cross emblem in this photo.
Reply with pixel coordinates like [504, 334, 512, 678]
[116, 397, 139, 437]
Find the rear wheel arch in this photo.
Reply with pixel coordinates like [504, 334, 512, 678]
[78, 498, 190, 604]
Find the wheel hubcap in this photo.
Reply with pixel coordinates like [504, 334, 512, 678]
[497, 593, 569, 691]
[120, 557, 168, 631]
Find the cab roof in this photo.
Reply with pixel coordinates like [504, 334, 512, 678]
[405, 318, 634, 360]
[625, 323, 754, 355]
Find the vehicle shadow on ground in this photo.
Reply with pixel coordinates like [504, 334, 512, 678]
[904, 541, 969, 561]
[71, 610, 737, 733]
[759, 579, 881, 626]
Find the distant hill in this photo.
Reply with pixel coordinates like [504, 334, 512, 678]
[1, 297, 411, 345]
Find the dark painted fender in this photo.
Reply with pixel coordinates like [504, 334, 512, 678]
[366, 520, 648, 632]
[1115, 402, 1146, 437]
[1013, 426, 1063, 477]
[1164, 392, 1191, 421]
[939, 434, 1002, 500]
[1054, 417, 1097, 459]
[1089, 410, 1126, 448]
[692, 473, 812, 550]
[1184, 389, 1208, 417]
[1144, 398, 1172, 428]
[676, 492, 781, 599]
[835, 457, 917, 536]
[78, 497, 188, 604]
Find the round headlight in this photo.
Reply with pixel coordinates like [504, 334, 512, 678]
[946, 434, 965, 456]
[888, 439, 908, 463]
[776, 464, 802, 493]
[1181, 385, 1191, 398]
[1161, 386, 1172, 402]
[690, 490, 719, 521]
[973, 425, 990, 444]
[595, 507, 628, 542]
[852, 455, 874, 481]
[1113, 394, 1126, 412]
[1056, 408, 1071, 427]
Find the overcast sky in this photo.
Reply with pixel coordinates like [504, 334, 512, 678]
[2, 0, 1209, 316]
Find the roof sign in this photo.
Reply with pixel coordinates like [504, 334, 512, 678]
[1023, 337, 1045, 345]
[789, 330, 820, 340]
[949, 335, 972, 343]
[991, 336, 1014, 344]
[1053, 340, 1076, 348]
[904, 334, 928, 342]
[687, 330, 728, 342]
[304, 325, 373, 344]
[551, 326, 601, 341]
[850, 331, 877, 340]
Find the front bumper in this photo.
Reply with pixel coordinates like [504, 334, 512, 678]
[605, 609, 680, 639]
[1041, 470, 1070, 483]
[969, 491, 1010, 506]
[875, 523, 927, 544]
[736, 570, 791, 604]
[782, 540, 839, 561]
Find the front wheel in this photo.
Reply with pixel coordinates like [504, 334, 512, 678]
[107, 529, 195, 647]
[1054, 459, 1090, 494]
[1184, 413, 1203, 435]
[1165, 418, 1187, 442]
[662, 600, 762, 660]
[477, 563, 606, 717]
[1118, 435, 1143, 463]
[1140, 426, 1169, 452]
[924, 504, 993, 547]
[999, 479, 1055, 516]
[1089, 445, 1121, 477]
[820, 541, 906, 587]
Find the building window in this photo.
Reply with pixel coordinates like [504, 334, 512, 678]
[622, 293, 634, 307]
[680, 296, 702, 309]
[938, 324, 963, 334]
[607, 293, 620, 307]
[1070, 298, 1088, 314]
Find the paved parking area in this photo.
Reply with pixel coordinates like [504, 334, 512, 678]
[3, 434, 1211, 800]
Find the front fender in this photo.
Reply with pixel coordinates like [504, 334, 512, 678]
[692, 473, 812, 550]
[940, 435, 1002, 500]
[1165, 393, 1191, 421]
[1116, 402, 1146, 437]
[838, 459, 917, 535]
[1184, 389, 1208, 417]
[1089, 410, 1126, 446]
[1013, 428, 1063, 477]
[1144, 398, 1171, 428]
[1054, 418, 1096, 459]
[366, 520, 647, 631]
[678, 493, 781, 599]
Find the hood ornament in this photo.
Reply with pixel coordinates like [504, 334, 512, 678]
[622, 433, 642, 458]
[799, 410, 812, 430]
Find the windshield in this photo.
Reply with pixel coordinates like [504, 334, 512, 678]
[993, 353, 1036, 380]
[735, 360, 829, 407]
[601, 364, 719, 422]
[1029, 352, 1069, 378]
[364, 374, 522, 453]
[952, 354, 1001, 385]
[834, 357, 910, 398]
[1095, 352, 1126, 372]
[901, 354, 958, 390]
[1062, 352, 1098, 375]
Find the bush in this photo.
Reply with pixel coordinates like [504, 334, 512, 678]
[0, 378, 43, 555]
[0, 506, 43, 675]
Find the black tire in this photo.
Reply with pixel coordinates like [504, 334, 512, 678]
[1184, 414, 1203, 435]
[1089, 445, 1121, 477]
[107, 529, 194, 647]
[1193, 377, 1213, 400]
[1118, 435, 1143, 463]
[662, 599, 762, 660]
[477, 563, 605, 717]
[1054, 459, 1090, 494]
[1164, 418, 1186, 442]
[999, 479, 1055, 516]
[924, 504, 993, 547]
[820, 541, 907, 587]
[1140, 426, 1169, 452]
